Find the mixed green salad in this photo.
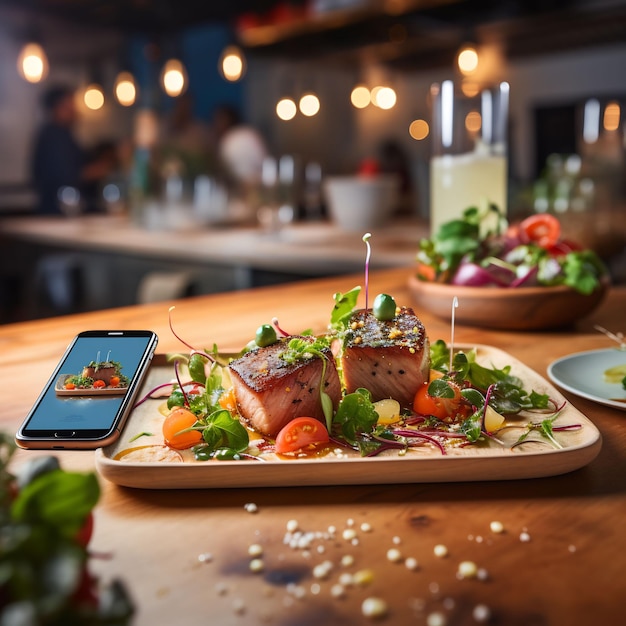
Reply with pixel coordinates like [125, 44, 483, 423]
[416, 206, 607, 295]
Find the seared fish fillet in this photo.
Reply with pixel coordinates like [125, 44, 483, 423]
[340, 307, 430, 408]
[229, 337, 342, 437]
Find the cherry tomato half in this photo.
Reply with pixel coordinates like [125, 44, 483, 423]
[412, 381, 467, 421]
[518, 214, 561, 249]
[163, 407, 203, 450]
[274, 417, 329, 454]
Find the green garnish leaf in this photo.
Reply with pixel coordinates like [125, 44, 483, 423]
[333, 388, 379, 444]
[199, 409, 249, 456]
[129, 431, 153, 442]
[427, 378, 456, 399]
[330, 286, 361, 330]
[11, 470, 100, 538]
[460, 409, 484, 443]
[188, 352, 208, 384]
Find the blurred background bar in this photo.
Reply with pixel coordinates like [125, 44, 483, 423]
[0, 0, 625, 321]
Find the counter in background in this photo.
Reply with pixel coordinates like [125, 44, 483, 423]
[0, 214, 425, 320]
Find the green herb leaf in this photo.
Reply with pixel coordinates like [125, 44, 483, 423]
[427, 378, 456, 399]
[330, 286, 361, 329]
[460, 409, 484, 443]
[129, 431, 153, 442]
[188, 352, 208, 384]
[333, 388, 379, 444]
[200, 409, 249, 455]
[11, 470, 100, 538]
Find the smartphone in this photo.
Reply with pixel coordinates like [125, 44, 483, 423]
[16, 330, 158, 450]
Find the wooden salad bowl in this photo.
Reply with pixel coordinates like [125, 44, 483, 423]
[407, 273, 609, 330]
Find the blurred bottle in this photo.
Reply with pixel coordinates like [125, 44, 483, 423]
[277, 154, 296, 225]
[129, 109, 159, 225]
[302, 161, 323, 220]
[257, 156, 279, 233]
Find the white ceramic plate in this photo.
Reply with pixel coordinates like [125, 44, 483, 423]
[547, 348, 626, 411]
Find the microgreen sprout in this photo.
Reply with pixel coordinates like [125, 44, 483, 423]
[511, 402, 581, 450]
[174, 361, 191, 408]
[168, 306, 216, 363]
[271, 317, 291, 337]
[450, 296, 458, 372]
[362, 232, 372, 310]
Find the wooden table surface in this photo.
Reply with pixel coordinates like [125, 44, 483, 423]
[1, 268, 625, 625]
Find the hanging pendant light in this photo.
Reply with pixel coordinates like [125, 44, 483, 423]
[299, 93, 320, 117]
[17, 42, 49, 83]
[115, 71, 137, 107]
[276, 97, 297, 121]
[84, 83, 105, 110]
[219, 45, 246, 82]
[457, 44, 479, 75]
[161, 58, 187, 97]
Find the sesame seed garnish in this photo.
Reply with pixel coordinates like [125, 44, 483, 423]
[248, 544, 263, 557]
[386, 548, 402, 562]
[457, 560, 478, 579]
[473, 604, 491, 623]
[353, 569, 374, 586]
[433, 544, 448, 558]
[405, 557, 419, 570]
[426, 610, 447, 626]
[361, 597, 388, 619]
[232, 598, 246, 615]
[341, 554, 355, 567]
[490, 520, 504, 534]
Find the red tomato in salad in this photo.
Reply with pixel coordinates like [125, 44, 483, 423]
[274, 417, 329, 454]
[413, 381, 467, 421]
[546, 238, 582, 255]
[519, 214, 561, 249]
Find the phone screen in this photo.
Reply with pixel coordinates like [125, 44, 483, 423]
[18, 330, 157, 444]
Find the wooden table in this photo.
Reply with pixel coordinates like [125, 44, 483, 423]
[2, 268, 625, 625]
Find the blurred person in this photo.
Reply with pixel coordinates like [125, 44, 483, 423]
[30, 85, 115, 215]
[211, 103, 268, 186]
[159, 92, 212, 180]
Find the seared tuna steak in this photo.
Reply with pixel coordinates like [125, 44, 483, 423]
[229, 337, 342, 437]
[340, 307, 430, 408]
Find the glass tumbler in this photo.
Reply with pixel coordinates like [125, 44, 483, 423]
[429, 80, 509, 233]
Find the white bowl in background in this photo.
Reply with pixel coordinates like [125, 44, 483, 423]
[323, 175, 399, 231]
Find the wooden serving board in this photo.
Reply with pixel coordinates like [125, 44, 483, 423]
[95, 346, 602, 489]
